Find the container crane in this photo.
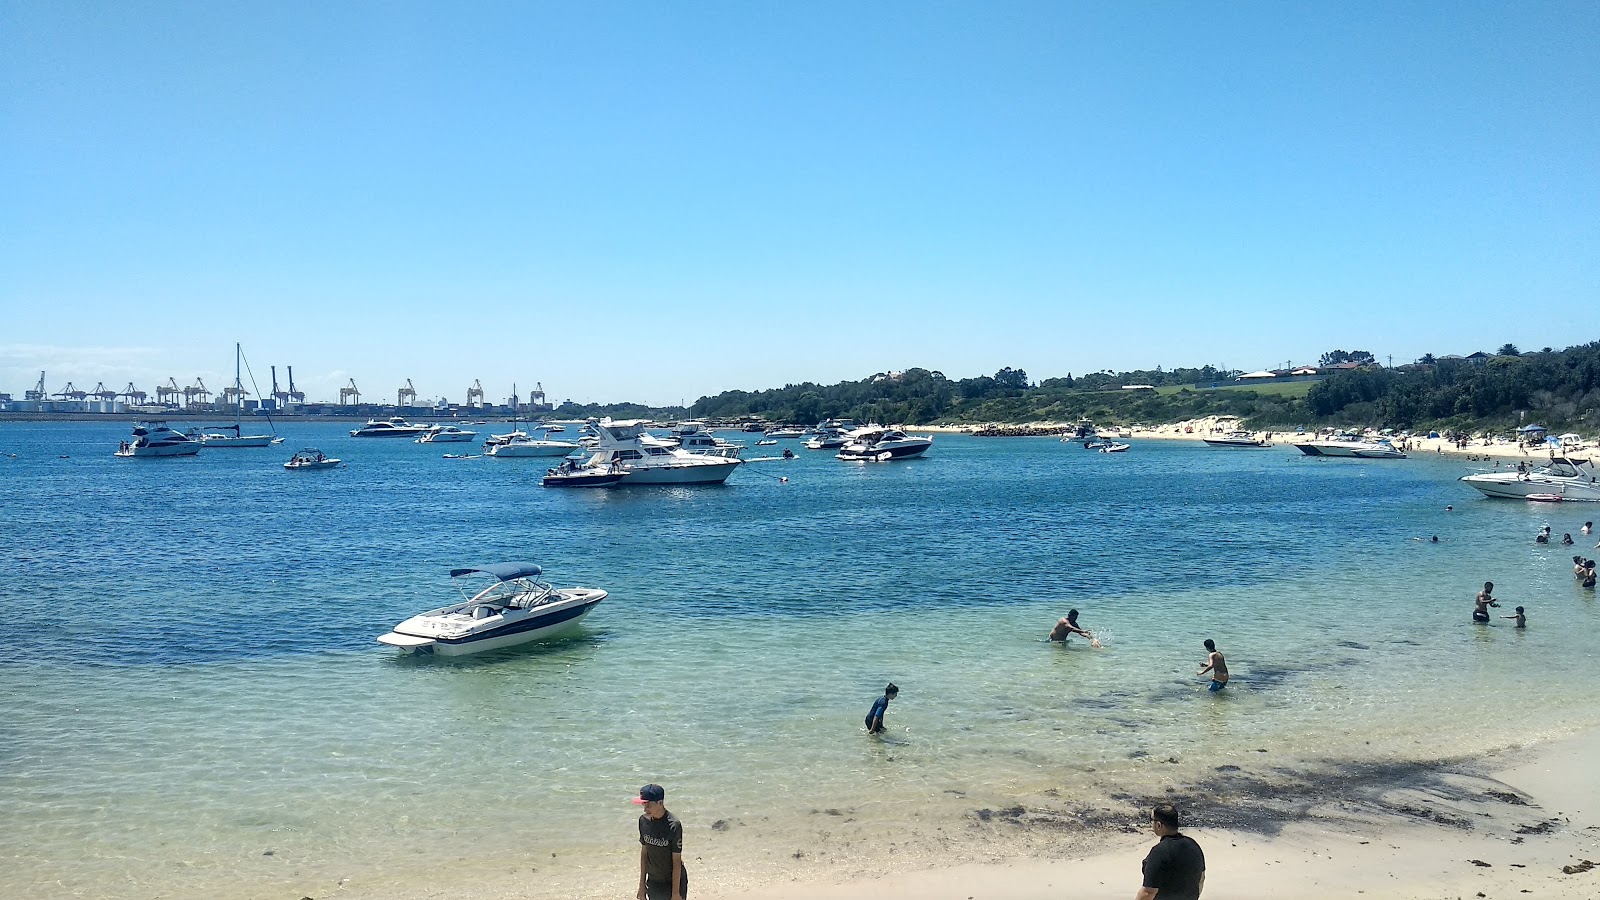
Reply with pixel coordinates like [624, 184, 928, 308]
[183, 378, 211, 406]
[90, 382, 118, 402]
[397, 379, 417, 407]
[55, 382, 88, 401]
[25, 371, 47, 401]
[287, 367, 305, 403]
[466, 379, 485, 407]
[119, 383, 147, 404]
[339, 379, 361, 405]
[528, 382, 547, 409]
[155, 378, 181, 406]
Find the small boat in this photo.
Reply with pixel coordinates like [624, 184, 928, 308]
[284, 448, 340, 469]
[1525, 493, 1563, 502]
[115, 422, 202, 457]
[765, 427, 806, 439]
[1099, 442, 1131, 453]
[1081, 439, 1114, 450]
[755, 438, 777, 446]
[416, 425, 478, 443]
[376, 563, 608, 656]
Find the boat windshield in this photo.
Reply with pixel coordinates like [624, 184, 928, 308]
[460, 575, 556, 609]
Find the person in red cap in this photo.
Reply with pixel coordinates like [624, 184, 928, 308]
[633, 783, 687, 900]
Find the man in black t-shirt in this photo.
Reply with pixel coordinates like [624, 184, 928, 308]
[633, 783, 688, 900]
[1136, 803, 1205, 900]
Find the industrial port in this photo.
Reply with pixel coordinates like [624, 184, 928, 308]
[0, 369, 553, 419]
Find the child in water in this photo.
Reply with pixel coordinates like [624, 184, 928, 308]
[1500, 606, 1527, 628]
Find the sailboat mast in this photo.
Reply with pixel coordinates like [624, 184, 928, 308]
[235, 342, 243, 426]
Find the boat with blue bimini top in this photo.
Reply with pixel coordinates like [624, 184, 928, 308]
[376, 563, 608, 656]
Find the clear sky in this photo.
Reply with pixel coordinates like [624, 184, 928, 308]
[3, 1, 1596, 406]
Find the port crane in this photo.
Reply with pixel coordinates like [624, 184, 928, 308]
[339, 379, 361, 405]
[119, 383, 147, 404]
[528, 382, 547, 409]
[155, 378, 182, 406]
[465, 379, 485, 407]
[55, 382, 88, 401]
[220, 383, 249, 407]
[25, 372, 47, 401]
[397, 379, 417, 407]
[184, 379, 211, 407]
[286, 367, 305, 404]
[90, 382, 118, 402]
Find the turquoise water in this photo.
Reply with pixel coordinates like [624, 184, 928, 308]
[2, 423, 1598, 899]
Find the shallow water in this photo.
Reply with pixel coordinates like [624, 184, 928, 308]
[2, 423, 1597, 898]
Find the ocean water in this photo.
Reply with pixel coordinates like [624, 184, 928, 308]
[2, 422, 1598, 899]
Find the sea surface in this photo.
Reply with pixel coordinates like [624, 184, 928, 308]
[2, 422, 1597, 899]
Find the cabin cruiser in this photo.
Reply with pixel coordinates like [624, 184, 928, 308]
[805, 421, 851, 450]
[579, 419, 742, 484]
[653, 424, 744, 459]
[115, 422, 203, 457]
[1060, 419, 1097, 442]
[284, 448, 340, 469]
[415, 424, 477, 443]
[1099, 441, 1131, 453]
[765, 426, 806, 439]
[1460, 457, 1600, 501]
[376, 563, 607, 656]
[835, 425, 934, 461]
[1202, 431, 1268, 447]
[1292, 433, 1407, 458]
[350, 417, 431, 438]
[484, 429, 581, 457]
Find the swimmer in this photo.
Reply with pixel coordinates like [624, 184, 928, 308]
[1562, 533, 1574, 546]
[1584, 522, 1593, 535]
[1535, 527, 1550, 545]
[1473, 581, 1499, 623]
[1049, 609, 1094, 643]
[1445, 505, 1453, 512]
[1500, 606, 1526, 628]
[1576, 556, 1588, 578]
[1197, 639, 1229, 692]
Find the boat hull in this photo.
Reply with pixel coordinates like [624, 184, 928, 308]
[202, 435, 277, 447]
[837, 442, 932, 461]
[487, 442, 576, 457]
[1202, 438, 1266, 447]
[542, 471, 624, 488]
[618, 459, 741, 484]
[116, 444, 200, 457]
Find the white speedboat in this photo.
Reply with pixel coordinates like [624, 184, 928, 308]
[284, 448, 340, 469]
[115, 423, 202, 457]
[765, 426, 806, 439]
[835, 425, 933, 461]
[805, 422, 851, 450]
[377, 563, 607, 656]
[1460, 457, 1600, 501]
[581, 419, 742, 484]
[1292, 433, 1406, 458]
[1099, 441, 1131, 453]
[1202, 431, 1268, 447]
[350, 417, 431, 438]
[485, 430, 581, 457]
[416, 425, 478, 443]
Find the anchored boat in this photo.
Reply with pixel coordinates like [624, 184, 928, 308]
[377, 563, 607, 656]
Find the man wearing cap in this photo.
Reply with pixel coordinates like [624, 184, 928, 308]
[1136, 803, 1205, 899]
[634, 783, 688, 900]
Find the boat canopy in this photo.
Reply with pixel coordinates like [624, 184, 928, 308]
[450, 562, 544, 581]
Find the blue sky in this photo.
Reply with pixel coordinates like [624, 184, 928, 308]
[2, 1, 1596, 406]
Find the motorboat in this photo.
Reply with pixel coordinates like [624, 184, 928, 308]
[485, 429, 582, 457]
[350, 417, 431, 438]
[1460, 457, 1600, 501]
[284, 448, 340, 469]
[1292, 433, 1406, 458]
[805, 421, 851, 450]
[765, 426, 806, 439]
[835, 425, 934, 461]
[541, 460, 625, 488]
[1202, 431, 1269, 447]
[416, 424, 478, 443]
[755, 438, 777, 446]
[580, 419, 742, 484]
[1081, 439, 1114, 450]
[115, 422, 203, 457]
[376, 563, 607, 656]
[1099, 441, 1131, 453]
[1060, 419, 1096, 442]
[656, 424, 744, 459]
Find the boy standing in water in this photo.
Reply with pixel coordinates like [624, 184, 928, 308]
[1500, 606, 1527, 628]
[1197, 640, 1229, 692]
[864, 683, 898, 734]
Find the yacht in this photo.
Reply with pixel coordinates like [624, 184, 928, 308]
[376, 563, 607, 656]
[1202, 431, 1269, 448]
[485, 429, 582, 458]
[578, 419, 742, 484]
[656, 424, 744, 459]
[1060, 419, 1096, 442]
[835, 425, 934, 461]
[1292, 433, 1407, 458]
[350, 417, 431, 438]
[196, 423, 282, 447]
[1460, 457, 1600, 502]
[284, 448, 340, 469]
[115, 422, 202, 457]
[765, 426, 806, 439]
[416, 425, 478, 444]
[805, 421, 852, 450]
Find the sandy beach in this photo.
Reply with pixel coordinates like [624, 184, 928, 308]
[709, 727, 1600, 900]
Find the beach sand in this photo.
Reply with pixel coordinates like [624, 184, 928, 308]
[709, 726, 1600, 899]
